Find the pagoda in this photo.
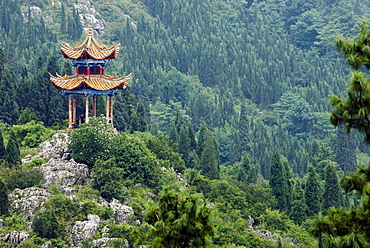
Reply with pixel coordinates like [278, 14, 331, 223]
[50, 25, 131, 129]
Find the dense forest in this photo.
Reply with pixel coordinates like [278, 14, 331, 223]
[1, 0, 370, 247]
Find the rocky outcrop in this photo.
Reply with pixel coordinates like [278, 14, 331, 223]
[108, 199, 134, 224]
[37, 132, 72, 160]
[40, 158, 89, 188]
[91, 237, 125, 248]
[9, 187, 51, 224]
[68, 214, 101, 248]
[2, 231, 29, 247]
[74, 1, 105, 35]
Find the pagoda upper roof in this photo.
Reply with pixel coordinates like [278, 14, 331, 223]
[50, 73, 131, 91]
[61, 26, 120, 60]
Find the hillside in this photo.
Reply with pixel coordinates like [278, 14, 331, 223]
[0, 0, 370, 247]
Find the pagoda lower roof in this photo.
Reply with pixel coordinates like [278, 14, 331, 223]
[50, 73, 131, 91]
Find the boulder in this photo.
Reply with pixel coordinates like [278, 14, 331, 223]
[2, 231, 29, 247]
[68, 214, 101, 248]
[9, 187, 51, 224]
[91, 237, 127, 248]
[40, 158, 89, 188]
[109, 199, 134, 224]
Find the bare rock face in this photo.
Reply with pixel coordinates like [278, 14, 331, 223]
[9, 187, 51, 224]
[74, 1, 105, 35]
[2, 231, 29, 247]
[37, 132, 72, 160]
[109, 199, 134, 224]
[40, 158, 89, 188]
[68, 214, 101, 248]
[91, 237, 126, 248]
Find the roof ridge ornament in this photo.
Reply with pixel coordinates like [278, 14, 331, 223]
[88, 23, 93, 36]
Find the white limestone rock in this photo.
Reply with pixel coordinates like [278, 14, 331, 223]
[91, 237, 127, 248]
[2, 231, 29, 247]
[68, 214, 101, 248]
[109, 199, 134, 224]
[37, 132, 72, 160]
[40, 158, 89, 188]
[9, 187, 51, 224]
[74, 1, 105, 35]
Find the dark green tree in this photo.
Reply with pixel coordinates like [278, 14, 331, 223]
[289, 180, 307, 225]
[331, 126, 356, 173]
[269, 152, 288, 211]
[32, 208, 63, 239]
[18, 107, 37, 125]
[0, 178, 9, 215]
[330, 22, 370, 144]
[0, 131, 5, 159]
[199, 128, 220, 180]
[137, 102, 147, 132]
[60, 3, 66, 34]
[305, 164, 322, 217]
[311, 166, 370, 247]
[322, 162, 343, 212]
[5, 132, 20, 167]
[91, 158, 124, 201]
[238, 103, 250, 155]
[145, 187, 214, 248]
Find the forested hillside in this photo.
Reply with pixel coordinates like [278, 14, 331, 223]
[0, 0, 369, 247]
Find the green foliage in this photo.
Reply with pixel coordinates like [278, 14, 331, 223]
[5, 132, 20, 167]
[305, 164, 322, 217]
[32, 208, 63, 239]
[69, 117, 117, 168]
[269, 152, 289, 211]
[91, 158, 124, 201]
[145, 187, 214, 248]
[310, 166, 370, 247]
[0, 131, 5, 159]
[18, 108, 38, 125]
[330, 22, 370, 144]
[0, 177, 9, 216]
[289, 180, 307, 225]
[11, 120, 55, 148]
[0, 166, 44, 191]
[23, 157, 48, 169]
[322, 162, 343, 212]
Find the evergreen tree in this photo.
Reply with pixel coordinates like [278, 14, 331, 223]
[305, 164, 322, 217]
[331, 126, 356, 173]
[137, 102, 147, 132]
[60, 3, 66, 34]
[238, 103, 250, 155]
[322, 162, 343, 212]
[330, 22, 370, 143]
[0, 131, 5, 159]
[5, 132, 20, 167]
[199, 128, 220, 180]
[18, 107, 37, 124]
[311, 166, 370, 247]
[0, 178, 9, 215]
[269, 152, 288, 211]
[145, 187, 214, 248]
[289, 180, 307, 225]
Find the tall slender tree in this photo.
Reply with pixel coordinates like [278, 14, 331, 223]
[269, 152, 288, 211]
[305, 164, 322, 217]
[322, 162, 343, 212]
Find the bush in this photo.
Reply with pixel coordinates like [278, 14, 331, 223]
[32, 208, 63, 239]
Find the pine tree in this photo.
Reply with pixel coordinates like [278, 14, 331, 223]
[331, 126, 356, 173]
[269, 152, 288, 211]
[137, 102, 147, 132]
[305, 164, 322, 217]
[200, 129, 220, 180]
[0, 178, 8, 215]
[330, 22, 370, 143]
[60, 3, 66, 34]
[238, 102, 250, 155]
[289, 180, 307, 225]
[5, 131, 20, 167]
[145, 187, 214, 248]
[0, 131, 5, 159]
[322, 162, 343, 212]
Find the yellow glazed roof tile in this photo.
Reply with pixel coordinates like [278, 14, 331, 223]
[50, 73, 131, 91]
[61, 26, 120, 60]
